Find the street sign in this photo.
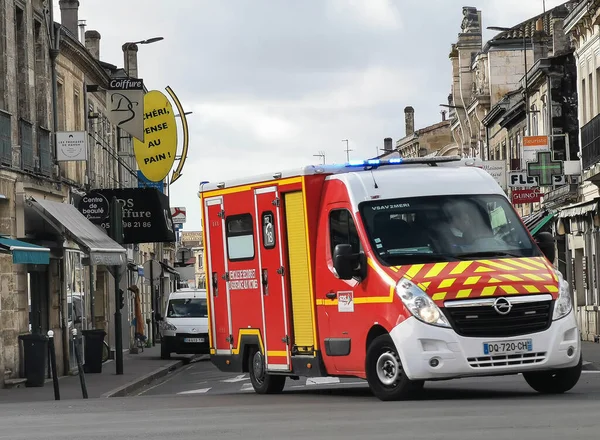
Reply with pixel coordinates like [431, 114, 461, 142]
[171, 207, 186, 223]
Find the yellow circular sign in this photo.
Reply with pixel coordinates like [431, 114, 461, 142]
[133, 90, 178, 182]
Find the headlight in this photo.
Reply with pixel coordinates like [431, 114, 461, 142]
[553, 270, 572, 321]
[163, 322, 177, 331]
[395, 277, 451, 328]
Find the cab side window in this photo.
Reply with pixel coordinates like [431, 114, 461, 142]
[329, 209, 361, 256]
[225, 213, 255, 261]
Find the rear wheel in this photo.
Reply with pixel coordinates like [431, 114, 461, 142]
[523, 354, 582, 394]
[365, 334, 424, 401]
[248, 347, 286, 394]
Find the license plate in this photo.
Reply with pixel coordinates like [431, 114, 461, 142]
[483, 339, 532, 356]
[183, 338, 204, 343]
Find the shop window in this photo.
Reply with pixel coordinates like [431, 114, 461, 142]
[226, 213, 255, 261]
[329, 209, 361, 256]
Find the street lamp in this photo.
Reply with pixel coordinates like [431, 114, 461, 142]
[487, 26, 529, 134]
[122, 36, 164, 77]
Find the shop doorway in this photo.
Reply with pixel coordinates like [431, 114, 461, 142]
[28, 267, 49, 335]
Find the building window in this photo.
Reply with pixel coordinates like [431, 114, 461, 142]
[530, 104, 538, 136]
[19, 119, 34, 171]
[0, 111, 11, 166]
[541, 96, 548, 134]
[38, 127, 51, 176]
[329, 209, 360, 257]
[225, 214, 255, 261]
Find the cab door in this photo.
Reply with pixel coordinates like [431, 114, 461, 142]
[316, 202, 364, 373]
[254, 186, 291, 372]
[204, 196, 232, 354]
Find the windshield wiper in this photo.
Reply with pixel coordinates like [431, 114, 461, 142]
[454, 250, 523, 259]
[380, 252, 458, 262]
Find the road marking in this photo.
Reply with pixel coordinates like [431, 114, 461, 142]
[240, 383, 254, 392]
[583, 361, 592, 366]
[177, 388, 212, 395]
[306, 377, 341, 385]
[582, 370, 600, 374]
[222, 374, 249, 383]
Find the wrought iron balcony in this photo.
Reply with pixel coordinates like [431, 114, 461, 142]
[581, 112, 600, 170]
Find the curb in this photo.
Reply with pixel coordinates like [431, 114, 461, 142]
[102, 356, 199, 398]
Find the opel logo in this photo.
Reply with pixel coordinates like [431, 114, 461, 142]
[493, 297, 512, 315]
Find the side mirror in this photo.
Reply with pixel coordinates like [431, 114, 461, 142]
[535, 231, 555, 263]
[333, 244, 366, 280]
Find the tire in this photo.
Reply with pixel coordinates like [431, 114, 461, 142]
[365, 334, 424, 401]
[248, 347, 286, 394]
[161, 340, 171, 360]
[523, 354, 583, 394]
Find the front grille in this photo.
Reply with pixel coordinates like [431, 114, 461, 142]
[442, 300, 554, 338]
[468, 352, 547, 368]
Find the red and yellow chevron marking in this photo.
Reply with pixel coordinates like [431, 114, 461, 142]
[390, 257, 558, 303]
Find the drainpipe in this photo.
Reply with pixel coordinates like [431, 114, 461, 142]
[49, 5, 61, 172]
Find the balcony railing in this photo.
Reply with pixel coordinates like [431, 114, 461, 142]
[581, 113, 600, 170]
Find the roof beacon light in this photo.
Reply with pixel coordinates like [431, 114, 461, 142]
[344, 155, 461, 169]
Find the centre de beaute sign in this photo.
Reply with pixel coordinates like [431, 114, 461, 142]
[78, 188, 175, 244]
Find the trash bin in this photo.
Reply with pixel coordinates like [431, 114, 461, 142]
[82, 329, 107, 373]
[18, 333, 48, 387]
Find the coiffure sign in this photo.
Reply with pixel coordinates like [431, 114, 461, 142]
[511, 189, 541, 205]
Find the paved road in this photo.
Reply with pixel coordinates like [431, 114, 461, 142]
[135, 356, 600, 397]
[1, 369, 600, 439]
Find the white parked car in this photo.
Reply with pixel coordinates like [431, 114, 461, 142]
[159, 288, 209, 359]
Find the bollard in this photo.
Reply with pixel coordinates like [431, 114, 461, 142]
[47, 330, 60, 401]
[72, 329, 88, 399]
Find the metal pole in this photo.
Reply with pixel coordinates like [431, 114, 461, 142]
[150, 261, 155, 346]
[72, 329, 88, 398]
[114, 269, 123, 374]
[48, 2, 60, 171]
[47, 330, 60, 400]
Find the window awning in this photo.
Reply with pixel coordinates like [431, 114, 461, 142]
[0, 236, 50, 265]
[27, 198, 126, 266]
[558, 200, 599, 219]
[530, 212, 556, 235]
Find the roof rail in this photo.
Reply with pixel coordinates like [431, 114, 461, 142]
[345, 155, 463, 169]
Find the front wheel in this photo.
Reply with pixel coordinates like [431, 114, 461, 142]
[365, 334, 424, 401]
[248, 348, 286, 394]
[523, 354, 583, 394]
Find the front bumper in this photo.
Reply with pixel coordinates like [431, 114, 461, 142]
[389, 311, 581, 381]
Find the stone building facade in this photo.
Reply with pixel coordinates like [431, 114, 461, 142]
[0, 0, 176, 386]
[379, 106, 454, 159]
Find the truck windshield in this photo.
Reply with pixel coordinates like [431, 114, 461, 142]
[167, 298, 208, 318]
[358, 194, 541, 266]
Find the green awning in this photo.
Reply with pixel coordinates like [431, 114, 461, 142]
[530, 212, 556, 236]
[0, 236, 50, 265]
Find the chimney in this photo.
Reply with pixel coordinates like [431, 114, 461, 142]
[59, 0, 80, 38]
[404, 106, 415, 136]
[85, 30, 101, 60]
[383, 137, 393, 151]
[551, 18, 569, 56]
[441, 110, 447, 121]
[122, 43, 139, 78]
[532, 18, 548, 62]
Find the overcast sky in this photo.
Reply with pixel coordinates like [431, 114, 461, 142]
[54, 0, 563, 231]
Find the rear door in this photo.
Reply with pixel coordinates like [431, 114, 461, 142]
[204, 196, 232, 354]
[254, 186, 291, 371]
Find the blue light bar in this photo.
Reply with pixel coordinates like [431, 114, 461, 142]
[343, 155, 461, 169]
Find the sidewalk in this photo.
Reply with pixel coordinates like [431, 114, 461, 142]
[0, 343, 201, 404]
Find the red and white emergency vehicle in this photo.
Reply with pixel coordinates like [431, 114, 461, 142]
[198, 156, 581, 401]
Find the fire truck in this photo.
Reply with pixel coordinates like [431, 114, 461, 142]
[198, 156, 581, 401]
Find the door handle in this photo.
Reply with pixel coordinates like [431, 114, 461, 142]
[325, 292, 337, 299]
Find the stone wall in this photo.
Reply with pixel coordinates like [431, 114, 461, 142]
[488, 49, 535, 106]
